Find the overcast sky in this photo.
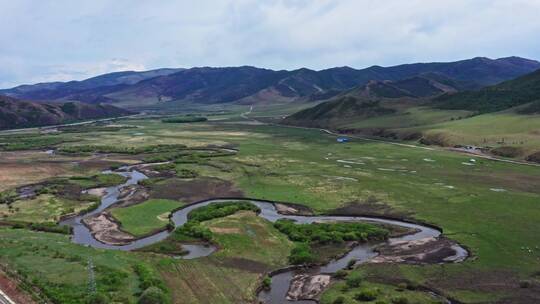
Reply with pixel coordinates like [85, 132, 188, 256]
[1, 0, 540, 88]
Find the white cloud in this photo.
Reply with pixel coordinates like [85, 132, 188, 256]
[0, 0, 539, 88]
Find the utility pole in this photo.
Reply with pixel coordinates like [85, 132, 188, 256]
[87, 259, 96, 295]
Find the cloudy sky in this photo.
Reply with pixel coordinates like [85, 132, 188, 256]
[1, 0, 540, 88]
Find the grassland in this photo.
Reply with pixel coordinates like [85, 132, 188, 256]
[0, 112, 538, 303]
[416, 112, 540, 152]
[70, 173, 127, 188]
[321, 276, 446, 304]
[0, 194, 95, 223]
[287, 101, 540, 159]
[343, 106, 472, 129]
[155, 210, 293, 303]
[0, 229, 142, 303]
[111, 199, 183, 236]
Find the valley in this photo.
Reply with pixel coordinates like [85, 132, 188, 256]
[2, 2, 540, 303]
[0, 109, 538, 303]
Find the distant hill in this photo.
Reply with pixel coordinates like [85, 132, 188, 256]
[2, 57, 538, 108]
[433, 68, 540, 113]
[345, 73, 461, 99]
[281, 72, 465, 128]
[0, 68, 182, 103]
[0, 95, 133, 130]
[281, 95, 398, 128]
[358, 56, 540, 89]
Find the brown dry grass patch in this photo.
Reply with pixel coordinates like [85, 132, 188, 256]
[0, 163, 70, 191]
[149, 177, 244, 203]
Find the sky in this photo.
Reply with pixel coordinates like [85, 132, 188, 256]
[1, 0, 540, 88]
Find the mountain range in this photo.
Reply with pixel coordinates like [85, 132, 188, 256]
[282, 60, 540, 129]
[2, 56, 539, 108]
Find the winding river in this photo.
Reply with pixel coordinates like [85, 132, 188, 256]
[60, 168, 467, 303]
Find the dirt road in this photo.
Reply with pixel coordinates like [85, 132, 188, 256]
[0, 289, 15, 304]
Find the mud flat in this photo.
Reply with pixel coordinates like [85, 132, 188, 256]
[82, 213, 135, 245]
[371, 236, 467, 264]
[287, 274, 331, 301]
[83, 187, 107, 197]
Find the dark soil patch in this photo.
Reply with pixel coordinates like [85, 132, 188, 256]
[358, 264, 407, 285]
[430, 269, 519, 292]
[148, 177, 244, 203]
[55, 182, 85, 201]
[427, 269, 540, 304]
[331, 199, 412, 219]
[526, 151, 540, 163]
[490, 146, 525, 158]
[75, 159, 124, 171]
[458, 170, 540, 194]
[360, 263, 540, 304]
[419, 133, 451, 147]
[209, 257, 271, 273]
[311, 242, 352, 264]
[373, 237, 463, 264]
[0, 269, 37, 304]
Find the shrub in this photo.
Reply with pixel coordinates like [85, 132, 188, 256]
[419, 133, 450, 147]
[85, 293, 109, 304]
[187, 202, 259, 222]
[347, 259, 356, 269]
[138, 287, 169, 304]
[333, 296, 345, 304]
[262, 276, 272, 290]
[288, 243, 314, 265]
[59, 144, 187, 155]
[139, 178, 163, 187]
[391, 296, 409, 304]
[176, 168, 198, 178]
[346, 275, 362, 288]
[526, 151, 540, 163]
[134, 264, 167, 292]
[405, 281, 418, 290]
[175, 202, 259, 242]
[0, 190, 17, 205]
[162, 116, 207, 123]
[334, 270, 348, 279]
[274, 219, 388, 246]
[176, 222, 213, 241]
[490, 146, 524, 158]
[354, 288, 378, 301]
[519, 280, 532, 288]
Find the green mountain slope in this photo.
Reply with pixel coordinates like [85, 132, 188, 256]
[434, 68, 540, 113]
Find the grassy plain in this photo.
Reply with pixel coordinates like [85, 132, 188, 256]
[0, 111, 538, 303]
[155, 210, 293, 304]
[0, 194, 94, 222]
[343, 106, 472, 129]
[417, 112, 540, 152]
[111, 199, 183, 236]
[321, 279, 446, 304]
[0, 229, 142, 303]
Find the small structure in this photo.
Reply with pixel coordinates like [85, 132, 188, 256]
[337, 137, 349, 143]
